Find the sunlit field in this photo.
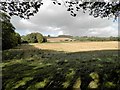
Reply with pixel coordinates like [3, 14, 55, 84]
[24, 41, 118, 52]
[2, 41, 120, 90]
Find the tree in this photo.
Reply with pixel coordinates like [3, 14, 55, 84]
[0, 0, 120, 19]
[36, 33, 44, 43]
[48, 35, 51, 37]
[21, 35, 28, 43]
[1, 12, 21, 50]
[22, 32, 47, 43]
[26, 33, 37, 43]
[15, 33, 21, 44]
[43, 37, 47, 42]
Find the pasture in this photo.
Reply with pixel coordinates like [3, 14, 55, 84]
[2, 41, 120, 89]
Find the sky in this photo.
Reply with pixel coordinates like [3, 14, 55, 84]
[11, 0, 118, 37]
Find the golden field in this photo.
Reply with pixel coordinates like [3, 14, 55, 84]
[27, 41, 120, 52]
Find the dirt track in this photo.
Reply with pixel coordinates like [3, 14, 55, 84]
[30, 41, 119, 52]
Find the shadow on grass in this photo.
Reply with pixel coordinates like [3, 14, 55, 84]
[2, 44, 120, 90]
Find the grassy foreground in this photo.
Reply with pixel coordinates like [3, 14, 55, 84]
[2, 44, 120, 90]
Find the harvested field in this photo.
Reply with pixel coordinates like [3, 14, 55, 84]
[29, 41, 119, 52]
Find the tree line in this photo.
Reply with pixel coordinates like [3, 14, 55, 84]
[1, 12, 46, 50]
[73, 36, 120, 41]
[1, 12, 21, 50]
[47, 35, 120, 41]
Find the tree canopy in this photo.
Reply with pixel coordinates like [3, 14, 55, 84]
[21, 32, 47, 43]
[0, 0, 120, 19]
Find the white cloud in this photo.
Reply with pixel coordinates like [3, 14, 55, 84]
[11, 1, 118, 37]
[58, 31, 63, 35]
[20, 19, 33, 26]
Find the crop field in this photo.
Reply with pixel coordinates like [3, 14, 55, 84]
[31, 41, 118, 52]
[2, 41, 120, 90]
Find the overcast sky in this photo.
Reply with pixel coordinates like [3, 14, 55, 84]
[11, 0, 118, 37]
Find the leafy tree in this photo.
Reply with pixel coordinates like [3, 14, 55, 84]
[36, 33, 44, 43]
[0, 1, 119, 19]
[22, 32, 47, 43]
[21, 35, 28, 43]
[26, 33, 37, 43]
[1, 12, 21, 50]
[48, 35, 51, 37]
[43, 36, 47, 42]
[15, 33, 21, 44]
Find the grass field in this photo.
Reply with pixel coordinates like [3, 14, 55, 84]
[2, 41, 120, 90]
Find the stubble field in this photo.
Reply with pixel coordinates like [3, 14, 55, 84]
[30, 41, 119, 52]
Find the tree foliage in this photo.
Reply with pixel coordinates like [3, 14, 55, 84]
[15, 33, 21, 44]
[0, 0, 120, 19]
[21, 32, 47, 43]
[1, 12, 21, 50]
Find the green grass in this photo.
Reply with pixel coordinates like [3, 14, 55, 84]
[2, 45, 120, 90]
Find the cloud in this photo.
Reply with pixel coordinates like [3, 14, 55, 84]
[11, 0, 118, 37]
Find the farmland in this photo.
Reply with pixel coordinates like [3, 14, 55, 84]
[2, 41, 120, 90]
[32, 41, 119, 52]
